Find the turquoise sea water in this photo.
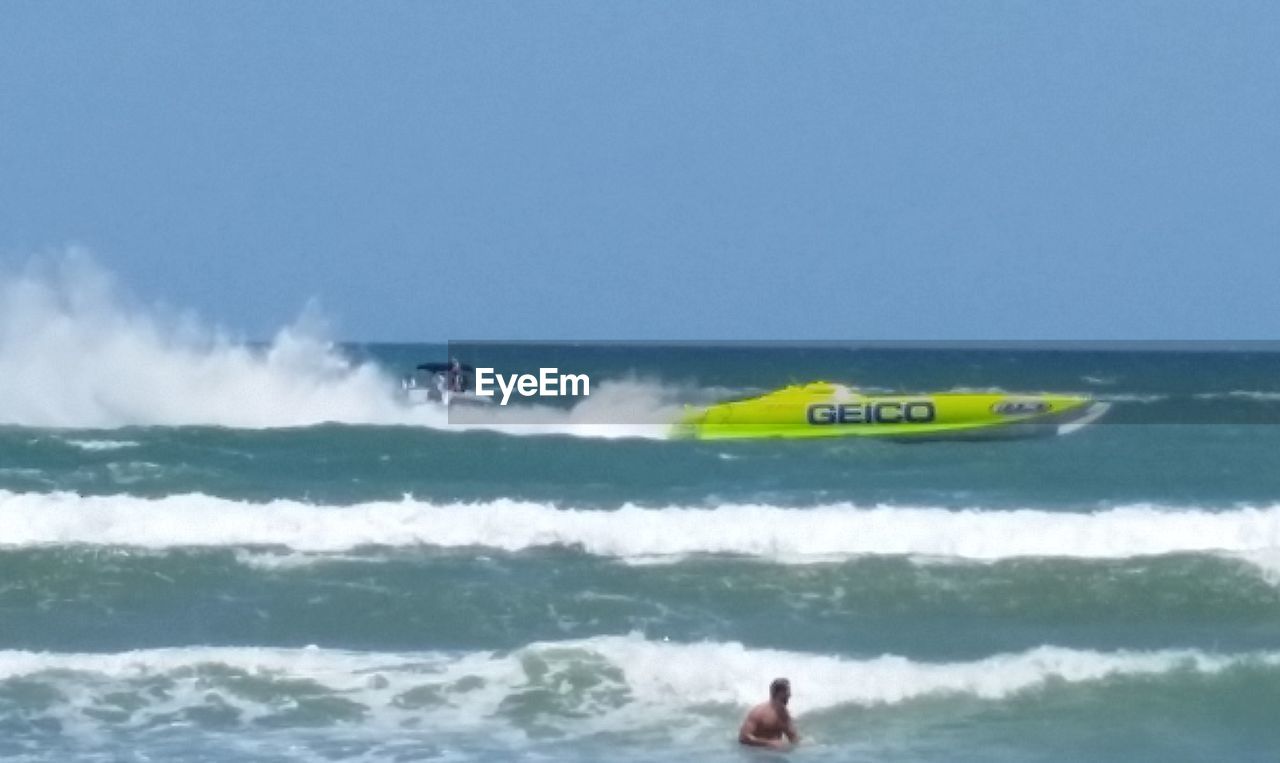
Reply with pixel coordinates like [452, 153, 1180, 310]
[2, 342, 1280, 762]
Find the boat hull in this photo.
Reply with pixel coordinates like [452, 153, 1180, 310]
[673, 383, 1107, 441]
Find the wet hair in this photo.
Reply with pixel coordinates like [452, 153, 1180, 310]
[769, 678, 790, 697]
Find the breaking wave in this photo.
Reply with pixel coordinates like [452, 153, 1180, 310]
[3, 491, 1280, 570]
[2, 635, 1276, 732]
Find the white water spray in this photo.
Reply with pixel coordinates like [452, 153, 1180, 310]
[0, 253, 678, 436]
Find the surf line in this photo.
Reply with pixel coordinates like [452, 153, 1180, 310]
[473, 368, 591, 406]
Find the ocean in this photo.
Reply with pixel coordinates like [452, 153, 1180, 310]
[3, 331, 1280, 761]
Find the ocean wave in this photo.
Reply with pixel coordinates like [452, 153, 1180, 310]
[3, 491, 1280, 566]
[1, 635, 1275, 734]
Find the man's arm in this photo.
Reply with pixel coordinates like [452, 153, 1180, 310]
[783, 715, 800, 745]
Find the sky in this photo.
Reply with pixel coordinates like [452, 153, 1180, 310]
[1, 1, 1277, 341]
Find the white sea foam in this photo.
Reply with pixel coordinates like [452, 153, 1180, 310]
[0, 253, 674, 438]
[1235, 549, 1280, 585]
[2, 491, 1279, 567]
[231, 549, 385, 570]
[1194, 390, 1280, 402]
[0, 635, 1274, 735]
[61, 438, 140, 451]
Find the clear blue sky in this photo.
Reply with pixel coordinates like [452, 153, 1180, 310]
[1, 2, 1277, 340]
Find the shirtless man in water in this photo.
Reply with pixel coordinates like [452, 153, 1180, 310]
[738, 678, 799, 750]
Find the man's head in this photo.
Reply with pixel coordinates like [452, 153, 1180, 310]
[769, 677, 791, 706]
